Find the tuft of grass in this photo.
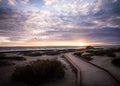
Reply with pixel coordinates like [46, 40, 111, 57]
[86, 49, 117, 57]
[19, 49, 78, 56]
[0, 53, 5, 57]
[106, 53, 116, 57]
[0, 60, 15, 66]
[74, 52, 82, 57]
[86, 46, 94, 49]
[0, 56, 26, 61]
[81, 55, 93, 61]
[44, 51, 60, 55]
[74, 52, 93, 61]
[112, 58, 120, 67]
[20, 51, 43, 56]
[12, 60, 65, 85]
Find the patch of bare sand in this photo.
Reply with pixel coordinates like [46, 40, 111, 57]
[90, 55, 120, 82]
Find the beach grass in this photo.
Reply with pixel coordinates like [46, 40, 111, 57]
[19, 49, 77, 56]
[0, 54, 26, 61]
[19, 51, 43, 56]
[112, 58, 120, 67]
[0, 60, 15, 66]
[12, 59, 65, 85]
[86, 48, 120, 57]
[74, 52, 93, 61]
[0, 53, 5, 57]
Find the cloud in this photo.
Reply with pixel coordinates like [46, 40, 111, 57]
[20, 0, 30, 4]
[91, 0, 120, 28]
[0, 0, 120, 46]
[0, 0, 2, 2]
[7, 0, 30, 6]
[44, 0, 61, 6]
[8, 0, 16, 5]
[85, 28, 120, 44]
[0, 7, 30, 42]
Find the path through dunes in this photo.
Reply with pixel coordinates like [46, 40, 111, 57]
[64, 53, 120, 86]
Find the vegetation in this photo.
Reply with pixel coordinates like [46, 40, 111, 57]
[0, 53, 26, 61]
[86, 46, 94, 49]
[74, 52, 93, 61]
[44, 50, 61, 55]
[12, 60, 65, 85]
[0, 56, 26, 61]
[19, 49, 78, 56]
[86, 48, 118, 57]
[112, 58, 120, 67]
[20, 51, 43, 56]
[0, 60, 15, 67]
[0, 53, 5, 57]
[74, 52, 82, 57]
[81, 55, 93, 61]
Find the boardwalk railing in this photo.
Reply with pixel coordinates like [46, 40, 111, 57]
[64, 54, 81, 86]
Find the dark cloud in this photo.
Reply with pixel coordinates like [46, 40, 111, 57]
[0, 7, 28, 41]
[93, 0, 120, 24]
[84, 28, 120, 43]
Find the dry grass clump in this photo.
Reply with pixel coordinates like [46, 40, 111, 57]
[0, 56, 26, 61]
[74, 52, 93, 61]
[86, 48, 119, 57]
[112, 58, 120, 67]
[12, 59, 65, 85]
[20, 51, 43, 56]
[0, 60, 15, 66]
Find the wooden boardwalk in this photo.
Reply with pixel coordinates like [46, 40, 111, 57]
[64, 53, 120, 86]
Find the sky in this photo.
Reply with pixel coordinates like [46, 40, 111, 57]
[0, 0, 120, 46]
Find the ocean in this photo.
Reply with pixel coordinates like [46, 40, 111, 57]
[0, 46, 83, 52]
[0, 46, 120, 52]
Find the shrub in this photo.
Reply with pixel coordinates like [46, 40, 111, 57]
[112, 58, 120, 67]
[12, 60, 65, 85]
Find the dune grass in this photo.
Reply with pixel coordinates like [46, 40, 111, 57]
[12, 59, 65, 85]
[0, 56, 26, 61]
[112, 58, 120, 67]
[74, 52, 93, 61]
[81, 55, 93, 61]
[86, 48, 119, 57]
[20, 50, 61, 56]
[0, 53, 26, 61]
[0, 53, 5, 57]
[86, 46, 94, 49]
[0, 60, 15, 67]
[44, 51, 61, 55]
[19, 49, 78, 56]
[74, 52, 82, 57]
[19, 51, 43, 56]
